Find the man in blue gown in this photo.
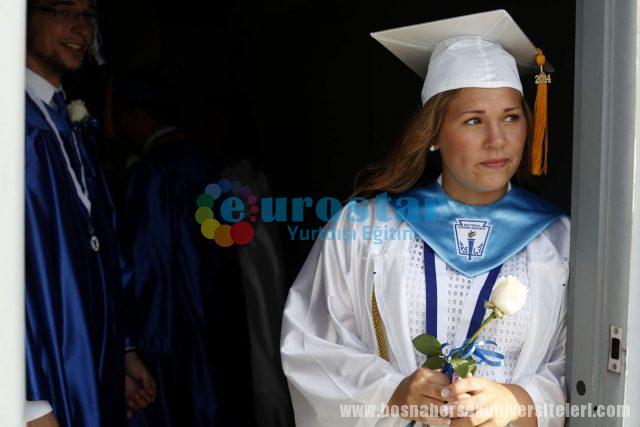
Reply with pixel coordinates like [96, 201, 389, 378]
[25, 1, 155, 425]
[112, 70, 254, 426]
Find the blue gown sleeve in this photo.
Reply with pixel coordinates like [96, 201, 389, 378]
[119, 160, 176, 354]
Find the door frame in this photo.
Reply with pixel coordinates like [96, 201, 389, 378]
[570, 0, 640, 424]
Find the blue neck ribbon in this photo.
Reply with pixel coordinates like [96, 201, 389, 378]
[424, 243, 504, 379]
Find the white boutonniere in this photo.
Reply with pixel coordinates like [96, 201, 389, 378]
[67, 100, 99, 130]
[67, 100, 91, 123]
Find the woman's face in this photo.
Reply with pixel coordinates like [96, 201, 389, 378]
[434, 87, 526, 204]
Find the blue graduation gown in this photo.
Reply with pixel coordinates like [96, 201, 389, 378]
[25, 96, 126, 426]
[120, 134, 225, 427]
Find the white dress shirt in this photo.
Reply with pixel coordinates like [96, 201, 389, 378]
[26, 67, 63, 110]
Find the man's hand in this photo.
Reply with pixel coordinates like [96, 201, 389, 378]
[125, 374, 144, 417]
[27, 412, 59, 427]
[125, 351, 157, 416]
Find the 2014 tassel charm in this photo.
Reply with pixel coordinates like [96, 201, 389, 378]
[531, 48, 551, 176]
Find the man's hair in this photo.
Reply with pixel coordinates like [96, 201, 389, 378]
[28, 0, 97, 14]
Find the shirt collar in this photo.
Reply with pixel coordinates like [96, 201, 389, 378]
[25, 68, 65, 109]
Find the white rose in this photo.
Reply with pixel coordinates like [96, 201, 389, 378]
[67, 100, 90, 123]
[487, 275, 528, 316]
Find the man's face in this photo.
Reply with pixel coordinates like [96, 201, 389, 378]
[27, 0, 95, 76]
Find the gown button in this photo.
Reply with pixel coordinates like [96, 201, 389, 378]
[90, 235, 100, 252]
[88, 224, 94, 235]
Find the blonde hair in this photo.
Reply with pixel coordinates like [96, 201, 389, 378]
[351, 89, 533, 198]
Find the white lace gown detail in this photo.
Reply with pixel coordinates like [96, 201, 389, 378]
[406, 238, 533, 384]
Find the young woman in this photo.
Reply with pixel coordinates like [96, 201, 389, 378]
[281, 11, 568, 427]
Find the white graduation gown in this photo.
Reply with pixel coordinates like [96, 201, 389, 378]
[281, 199, 569, 427]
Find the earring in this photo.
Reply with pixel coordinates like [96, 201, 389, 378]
[429, 145, 439, 152]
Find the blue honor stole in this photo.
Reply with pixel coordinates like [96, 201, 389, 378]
[391, 180, 564, 277]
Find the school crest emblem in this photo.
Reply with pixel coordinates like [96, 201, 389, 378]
[453, 219, 492, 261]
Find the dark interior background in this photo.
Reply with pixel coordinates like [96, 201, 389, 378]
[68, 0, 575, 323]
[60, 0, 575, 421]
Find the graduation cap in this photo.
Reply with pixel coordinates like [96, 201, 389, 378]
[371, 9, 551, 175]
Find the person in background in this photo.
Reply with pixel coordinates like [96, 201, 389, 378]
[112, 68, 254, 426]
[25, 0, 156, 425]
[203, 92, 294, 427]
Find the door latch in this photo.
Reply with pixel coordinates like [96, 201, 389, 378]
[607, 325, 622, 373]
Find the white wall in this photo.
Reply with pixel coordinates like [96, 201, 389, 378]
[0, 0, 26, 425]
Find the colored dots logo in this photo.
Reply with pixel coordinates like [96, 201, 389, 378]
[195, 179, 258, 247]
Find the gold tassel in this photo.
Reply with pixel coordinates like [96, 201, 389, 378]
[531, 48, 551, 176]
[371, 289, 389, 361]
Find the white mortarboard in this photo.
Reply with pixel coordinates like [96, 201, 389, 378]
[370, 9, 551, 105]
[371, 9, 552, 176]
